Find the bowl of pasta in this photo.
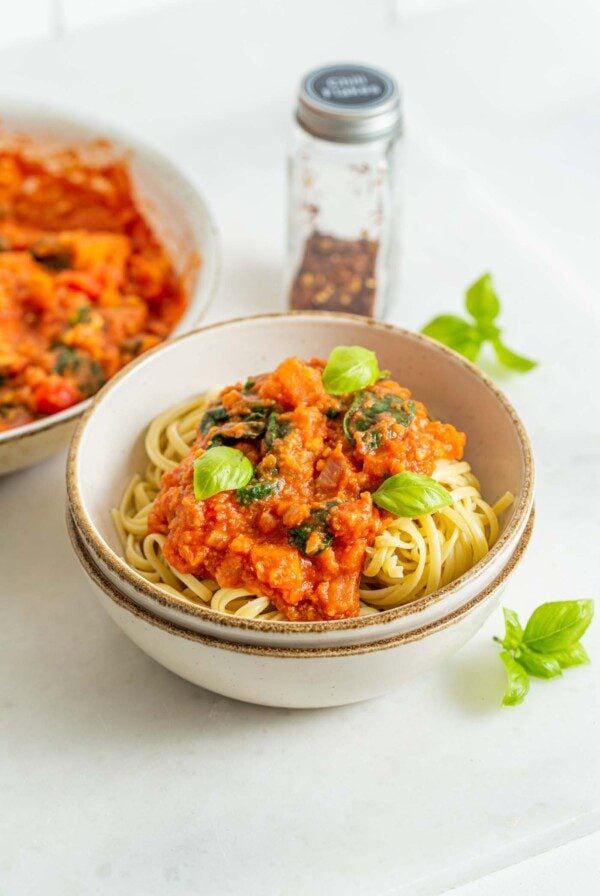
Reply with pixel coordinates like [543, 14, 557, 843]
[67, 312, 535, 656]
[0, 102, 219, 474]
[67, 506, 534, 707]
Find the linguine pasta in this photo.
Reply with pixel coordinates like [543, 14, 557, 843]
[111, 393, 513, 621]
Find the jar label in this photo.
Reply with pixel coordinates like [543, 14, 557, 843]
[307, 64, 393, 108]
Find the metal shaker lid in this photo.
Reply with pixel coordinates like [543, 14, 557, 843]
[296, 62, 402, 144]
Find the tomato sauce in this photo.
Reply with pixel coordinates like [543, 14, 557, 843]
[149, 357, 466, 621]
[0, 146, 188, 431]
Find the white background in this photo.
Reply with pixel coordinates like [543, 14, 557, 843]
[1, 1, 599, 894]
[0, 0, 480, 48]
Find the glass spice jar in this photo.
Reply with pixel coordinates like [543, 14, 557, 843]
[286, 62, 403, 318]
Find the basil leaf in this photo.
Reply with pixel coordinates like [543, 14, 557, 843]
[475, 318, 501, 341]
[360, 429, 383, 451]
[288, 525, 333, 556]
[551, 642, 590, 669]
[491, 338, 537, 373]
[199, 403, 230, 434]
[372, 472, 452, 518]
[200, 399, 276, 445]
[421, 274, 539, 377]
[288, 504, 337, 556]
[54, 345, 81, 374]
[264, 412, 291, 448]
[421, 315, 482, 362]
[465, 273, 500, 321]
[516, 646, 562, 679]
[322, 346, 380, 395]
[343, 392, 364, 441]
[343, 390, 415, 444]
[236, 479, 280, 506]
[523, 600, 594, 653]
[455, 341, 482, 363]
[193, 446, 253, 500]
[502, 607, 524, 651]
[499, 651, 530, 706]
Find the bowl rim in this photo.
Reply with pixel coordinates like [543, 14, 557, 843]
[68, 507, 534, 658]
[0, 99, 221, 447]
[67, 310, 535, 634]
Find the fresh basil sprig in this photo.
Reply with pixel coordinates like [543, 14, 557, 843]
[193, 446, 253, 500]
[495, 601, 593, 706]
[421, 273, 537, 372]
[372, 472, 452, 518]
[322, 346, 382, 395]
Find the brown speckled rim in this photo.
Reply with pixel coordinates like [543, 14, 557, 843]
[0, 99, 221, 450]
[67, 507, 534, 658]
[0, 401, 80, 446]
[67, 311, 535, 635]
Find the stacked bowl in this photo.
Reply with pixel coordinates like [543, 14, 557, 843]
[66, 313, 535, 708]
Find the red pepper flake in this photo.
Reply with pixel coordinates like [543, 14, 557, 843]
[289, 230, 378, 316]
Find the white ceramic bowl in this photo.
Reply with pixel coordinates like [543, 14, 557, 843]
[67, 312, 535, 648]
[68, 508, 534, 708]
[0, 102, 220, 475]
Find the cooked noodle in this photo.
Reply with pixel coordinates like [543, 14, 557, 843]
[111, 394, 512, 620]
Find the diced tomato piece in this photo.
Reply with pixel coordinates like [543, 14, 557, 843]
[258, 356, 330, 409]
[34, 376, 81, 415]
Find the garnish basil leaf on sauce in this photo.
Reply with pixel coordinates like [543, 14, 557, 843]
[372, 472, 452, 518]
[322, 346, 381, 395]
[193, 446, 253, 501]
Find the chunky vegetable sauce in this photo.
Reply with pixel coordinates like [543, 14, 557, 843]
[0, 145, 187, 431]
[149, 357, 466, 621]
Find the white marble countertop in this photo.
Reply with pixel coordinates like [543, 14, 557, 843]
[1, 1, 599, 893]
